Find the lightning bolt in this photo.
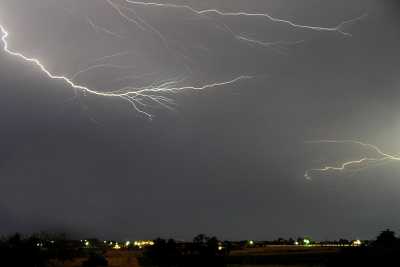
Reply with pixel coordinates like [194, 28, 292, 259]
[90, 51, 134, 63]
[86, 16, 125, 39]
[100, 0, 367, 54]
[304, 140, 400, 180]
[123, 1, 367, 37]
[0, 24, 251, 118]
[0, 2, 366, 119]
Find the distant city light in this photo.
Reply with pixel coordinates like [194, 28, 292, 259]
[134, 240, 155, 248]
[303, 239, 310, 246]
[352, 240, 362, 246]
[248, 240, 254, 245]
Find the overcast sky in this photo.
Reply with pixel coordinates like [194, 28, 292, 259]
[0, 0, 400, 241]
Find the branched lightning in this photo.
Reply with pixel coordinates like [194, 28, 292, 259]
[0, 1, 366, 118]
[0, 24, 251, 118]
[123, 0, 367, 37]
[100, 0, 367, 52]
[90, 51, 134, 63]
[86, 16, 125, 39]
[236, 36, 305, 54]
[106, 0, 147, 31]
[304, 140, 400, 180]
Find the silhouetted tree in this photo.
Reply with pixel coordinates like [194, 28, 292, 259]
[144, 238, 181, 266]
[338, 239, 350, 246]
[373, 229, 398, 248]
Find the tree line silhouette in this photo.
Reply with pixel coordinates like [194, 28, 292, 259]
[1, 229, 400, 266]
[140, 234, 227, 267]
[0, 232, 107, 267]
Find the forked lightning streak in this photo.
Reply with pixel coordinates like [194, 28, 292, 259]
[305, 140, 400, 180]
[0, 24, 251, 118]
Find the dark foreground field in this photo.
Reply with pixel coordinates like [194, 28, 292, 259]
[227, 246, 338, 267]
[60, 250, 141, 267]
[60, 246, 339, 267]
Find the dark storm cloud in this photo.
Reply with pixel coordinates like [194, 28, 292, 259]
[0, 0, 400, 240]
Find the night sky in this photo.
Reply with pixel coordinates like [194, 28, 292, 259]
[1, 0, 400, 241]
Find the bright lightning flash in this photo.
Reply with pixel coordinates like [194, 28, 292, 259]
[1, 1, 366, 118]
[123, 1, 366, 36]
[0, 24, 251, 118]
[109, 0, 367, 49]
[304, 140, 400, 180]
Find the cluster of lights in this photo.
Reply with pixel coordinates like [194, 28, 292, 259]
[134, 240, 155, 248]
[293, 239, 311, 246]
[101, 240, 155, 249]
[79, 239, 158, 250]
[102, 240, 121, 249]
[36, 241, 55, 247]
[293, 239, 362, 247]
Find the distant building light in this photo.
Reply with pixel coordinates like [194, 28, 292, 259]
[303, 239, 310, 246]
[352, 240, 362, 246]
[134, 240, 155, 248]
